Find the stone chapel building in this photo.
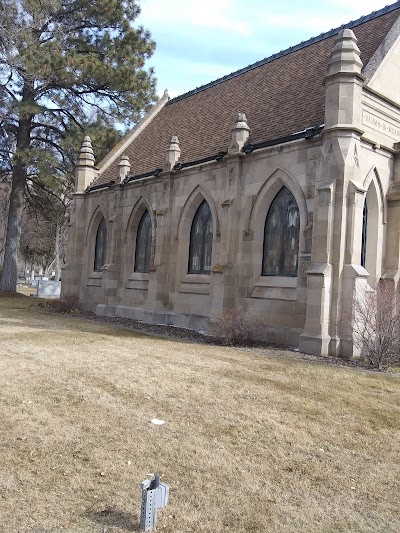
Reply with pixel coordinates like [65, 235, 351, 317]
[63, 2, 400, 357]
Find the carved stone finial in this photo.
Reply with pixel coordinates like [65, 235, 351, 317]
[75, 135, 97, 193]
[164, 135, 181, 171]
[327, 29, 363, 77]
[77, 135, 95, 166]
[118, 154, 131, 183]
[228, 113, 250, 155]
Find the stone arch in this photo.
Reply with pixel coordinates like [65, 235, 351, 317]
[85, 204, 110, 274]
[363, 167, 386, 223]
[85, 204, 108, 246]
[262, 187, 300, 277]
[176, 185, 220, 240]
[124, 196, 156, 243]
[188, 200, 213, 274]
[124, 196, 156, 274]
[175, 185, 219, 279]
[362, 168, 385, 280]
[248, 168, 308, 249]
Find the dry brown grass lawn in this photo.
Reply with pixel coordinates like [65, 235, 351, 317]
[0, 295, 399, 533]
[16, 286, 37, 297]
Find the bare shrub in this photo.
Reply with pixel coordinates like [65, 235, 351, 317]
[211, 310, 265, 346]
[50, 294, 80, 313]
[341, 281, 400, 370]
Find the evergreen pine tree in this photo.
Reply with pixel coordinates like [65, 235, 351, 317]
[0, 0, 156, 290]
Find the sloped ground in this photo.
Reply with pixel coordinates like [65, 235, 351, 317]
[0, 295, 399, 533]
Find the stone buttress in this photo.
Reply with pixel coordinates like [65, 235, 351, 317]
[300, 30, 368, 356]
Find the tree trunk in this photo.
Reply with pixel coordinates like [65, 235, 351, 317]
[0, 85, 33, 292]
[54, 221, 61, 281]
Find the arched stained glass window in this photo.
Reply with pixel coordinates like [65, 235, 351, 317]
[361, 200, 368, 268]
[134, 210, 152, 273]
[262, 187, 299, 277]
[188, 200, 213, 274]
[94, 216, 107, 271]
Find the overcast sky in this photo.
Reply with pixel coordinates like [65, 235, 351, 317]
[136, 0, 395, 97]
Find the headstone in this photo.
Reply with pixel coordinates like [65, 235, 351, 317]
[35, 280, 61, 299]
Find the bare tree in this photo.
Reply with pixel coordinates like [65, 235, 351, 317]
[341, 281, 400, 370]
[19, 206, 59, 276]
[211, 310, 265, 346]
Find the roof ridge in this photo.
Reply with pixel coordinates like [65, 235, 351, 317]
[167, 1, 400, 105]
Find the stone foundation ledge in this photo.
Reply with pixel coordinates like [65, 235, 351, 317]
[95, 304, 210, 333]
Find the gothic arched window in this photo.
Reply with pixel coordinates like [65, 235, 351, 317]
[94, 216, 107, 271]
[262, 187, 299, 277]
[188, 200, 213, 274]
[361, 200, 368, 268]
[134, 210, 152, 273]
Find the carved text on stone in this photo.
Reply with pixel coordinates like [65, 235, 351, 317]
[362, 110, 400, 140]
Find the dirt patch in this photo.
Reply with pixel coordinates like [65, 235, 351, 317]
[41, 305, 382, 373]
[0, 290, 25, 298]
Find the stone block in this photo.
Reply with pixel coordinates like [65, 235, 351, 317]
[35, 281, 61, 299]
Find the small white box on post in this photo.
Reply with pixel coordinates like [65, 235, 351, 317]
[139, 472, 169, 531]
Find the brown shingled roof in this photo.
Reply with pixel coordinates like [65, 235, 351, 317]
[95, 4, 400, 186]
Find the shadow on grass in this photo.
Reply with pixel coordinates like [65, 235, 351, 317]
[84, 507, 140, 531]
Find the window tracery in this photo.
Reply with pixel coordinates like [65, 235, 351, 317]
[188, 200, 213, 274]
[134, 210, 152, 273]
[262, 187, 299, 276]
[361, 199, 368, 268]
[94, 216, 107, 271]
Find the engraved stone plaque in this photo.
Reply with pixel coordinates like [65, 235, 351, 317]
[362, 110, 400, 141]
